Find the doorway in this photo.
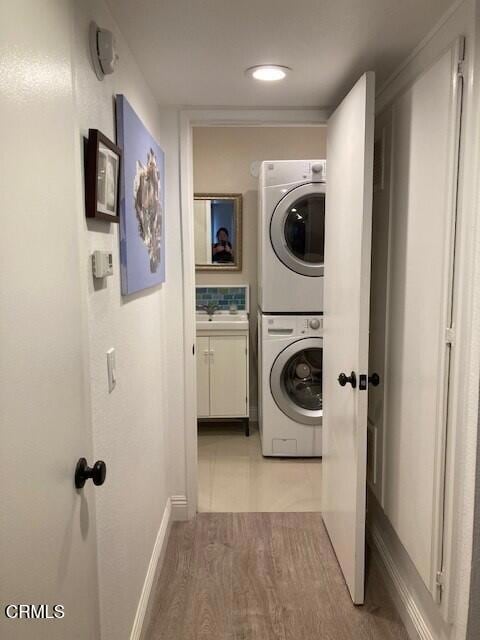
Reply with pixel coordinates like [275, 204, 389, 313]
[191, 124, 327, 513]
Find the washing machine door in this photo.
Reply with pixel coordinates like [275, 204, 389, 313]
[270, 183, 325, 277]
[270, 337, 323, 426]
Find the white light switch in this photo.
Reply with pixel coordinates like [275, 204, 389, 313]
[106, 348, 116, 392]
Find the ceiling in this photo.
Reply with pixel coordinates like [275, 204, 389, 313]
[106, 0, 455, 108]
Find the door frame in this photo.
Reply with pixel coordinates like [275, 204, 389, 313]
[179, 109, 329, 518]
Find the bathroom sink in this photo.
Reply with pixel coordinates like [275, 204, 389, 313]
[196, 312, 249, 331]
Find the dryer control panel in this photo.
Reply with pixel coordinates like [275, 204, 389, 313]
[261, 159, 326, 188]
[263, 314, 323, 339]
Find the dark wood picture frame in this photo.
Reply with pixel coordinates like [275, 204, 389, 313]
[85, 128, 122, 223]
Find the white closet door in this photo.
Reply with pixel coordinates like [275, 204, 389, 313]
[383, 43, 463, 596]
[322, 72, 375, 604]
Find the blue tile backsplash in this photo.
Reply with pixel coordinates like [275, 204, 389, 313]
[196, 286, 247, 311]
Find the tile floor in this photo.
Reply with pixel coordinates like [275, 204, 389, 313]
[198, 421, 323, 512]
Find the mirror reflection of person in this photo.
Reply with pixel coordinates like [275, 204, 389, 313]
[212, 227, 234, 263]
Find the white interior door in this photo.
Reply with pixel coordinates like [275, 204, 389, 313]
[322, 72, 375, 605]
[0, 3, 100, 638]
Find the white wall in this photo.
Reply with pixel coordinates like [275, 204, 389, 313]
[72, 3, 184, 639]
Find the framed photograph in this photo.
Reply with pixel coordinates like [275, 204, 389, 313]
[85, 129, 122, 223]
[116, 95, 166, 295]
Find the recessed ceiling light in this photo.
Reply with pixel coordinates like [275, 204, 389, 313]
[246, 65, 291, 82]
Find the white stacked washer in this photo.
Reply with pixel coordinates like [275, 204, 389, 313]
[258, 160, 325, 456]
[258, 159, 326, 313]
[258, 313, 323, 456]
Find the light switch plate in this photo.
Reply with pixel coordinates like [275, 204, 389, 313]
[106, 348, 116, 392]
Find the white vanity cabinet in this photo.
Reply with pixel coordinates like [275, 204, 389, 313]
[196, 330, 249, 421]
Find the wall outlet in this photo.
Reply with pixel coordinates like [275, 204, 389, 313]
[106, 348, 116, 392]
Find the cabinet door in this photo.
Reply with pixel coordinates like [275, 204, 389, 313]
[196, 336, 210, 417]
[210, 335, 247, 417]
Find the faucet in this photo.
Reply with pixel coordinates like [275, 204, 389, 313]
[197, 302, 219, 317]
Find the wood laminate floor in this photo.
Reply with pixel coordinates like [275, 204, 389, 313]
[146, 513, 408, 640]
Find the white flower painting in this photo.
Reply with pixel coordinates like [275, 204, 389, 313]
[116, 95, 166, 295]
[133, 149, 162, 273]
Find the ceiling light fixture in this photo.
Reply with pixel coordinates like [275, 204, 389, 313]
[246, 65, 291, 82]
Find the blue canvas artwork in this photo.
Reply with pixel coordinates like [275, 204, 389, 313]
[116, 95, 165, 295]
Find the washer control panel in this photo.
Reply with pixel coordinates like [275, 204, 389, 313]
[300, 316, 323, 335]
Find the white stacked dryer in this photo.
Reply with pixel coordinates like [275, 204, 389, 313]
[258, 160, 325, 457]
[258, 159, 326, 313]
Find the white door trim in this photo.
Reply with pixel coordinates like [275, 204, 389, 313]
[179, 109, 328, 518]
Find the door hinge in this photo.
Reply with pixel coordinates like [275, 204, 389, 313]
[193, 344, 195, 355]
[436, 570, 447, 600]
[457, 60, 464, 77]
[445, 326, 455, 345]
[436, 571, 446, 598]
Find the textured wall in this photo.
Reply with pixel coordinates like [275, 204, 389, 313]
[193, 126, 327, 414]
[72, 3, 183, 639]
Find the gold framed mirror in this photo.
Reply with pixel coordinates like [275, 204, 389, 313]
[194, 193, 242, 272]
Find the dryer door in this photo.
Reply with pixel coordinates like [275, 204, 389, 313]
[270, 183, 326, 277]
[270, 337, 323, 425]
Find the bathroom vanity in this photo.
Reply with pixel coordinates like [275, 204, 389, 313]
[196, 311, 249, 435]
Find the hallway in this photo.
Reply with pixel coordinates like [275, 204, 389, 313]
[3, 2, 480, 639]
[145, 512, 408, 640]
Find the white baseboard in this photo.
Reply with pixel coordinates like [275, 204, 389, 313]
[130, 497, 172, 640]
[370, 524, 434, 640]
[171, 494, 189, 521]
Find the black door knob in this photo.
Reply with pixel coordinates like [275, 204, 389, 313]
[338, 371, 357, 388]
[359, 372, 381, 390]
[369, 373, 380, 386]
[75, 458, 107, 489]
